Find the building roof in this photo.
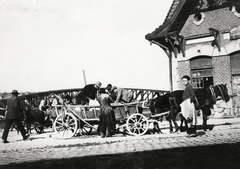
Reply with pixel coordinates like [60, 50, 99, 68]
[145, 0, 239, 44]
[180, 7, 240, 39]
[145, 0, 198, 44]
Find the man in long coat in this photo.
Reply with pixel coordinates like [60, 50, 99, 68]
[2, 90, 30, 143]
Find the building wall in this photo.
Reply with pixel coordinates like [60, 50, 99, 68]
[170, 39, 235, 116]
[212, 55, 232, 94]
[169, 3, 240, 116]
[172, 36, 234, 93]
[177, 60, 190, 90]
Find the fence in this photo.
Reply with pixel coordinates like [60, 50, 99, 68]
[0, 88, 169, 108]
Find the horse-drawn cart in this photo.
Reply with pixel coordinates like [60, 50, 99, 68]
[52, 96, 167, 138]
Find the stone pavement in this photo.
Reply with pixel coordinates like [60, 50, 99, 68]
[0, 117, 240, 166]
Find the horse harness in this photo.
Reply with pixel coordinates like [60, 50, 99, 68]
[217, 85, 226, 101]
[209, 85, 216, 103]
[200, 85, 226, 109]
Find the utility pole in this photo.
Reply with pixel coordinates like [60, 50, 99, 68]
[151, 40, 173, 92]
[82, 70, 87, 85]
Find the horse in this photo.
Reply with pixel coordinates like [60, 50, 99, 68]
[149, 84, 229, 133]
[20, 99, 46, 134]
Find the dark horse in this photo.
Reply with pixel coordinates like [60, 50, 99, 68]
[20, 99, 45, 134]
[149, 84, 229, 133]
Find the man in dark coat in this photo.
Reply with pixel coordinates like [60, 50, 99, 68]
[2, 90, 30, 143]
[76, 81, 102, 105]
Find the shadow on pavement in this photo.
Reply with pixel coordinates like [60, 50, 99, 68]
[1, 143, 240, 169]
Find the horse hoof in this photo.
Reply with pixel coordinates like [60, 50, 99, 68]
[174, 129, 179, 133]
[174, 130, 180, 134]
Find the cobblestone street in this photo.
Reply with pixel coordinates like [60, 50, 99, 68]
[0, 117, 240, 169]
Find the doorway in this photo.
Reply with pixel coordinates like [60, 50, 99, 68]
[203, 76, 213, 88]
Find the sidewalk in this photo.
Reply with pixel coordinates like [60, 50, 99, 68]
[0, 117, 239, 166]
[1, 116, 239, 149]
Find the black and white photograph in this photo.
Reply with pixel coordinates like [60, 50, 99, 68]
[0, 0, 240, 168]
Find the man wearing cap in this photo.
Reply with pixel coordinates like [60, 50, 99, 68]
[76, 81, 102, 105]
[2, 90, 30, 143]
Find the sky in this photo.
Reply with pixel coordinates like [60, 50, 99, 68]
[0, 0, 172, 93]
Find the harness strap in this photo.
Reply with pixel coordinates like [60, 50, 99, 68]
[218, 85, 226, 101]
[209, 85, 216, 103]
[194, 96, 200, 109]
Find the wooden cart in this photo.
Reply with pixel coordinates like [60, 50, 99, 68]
[52, 95, 169, 138]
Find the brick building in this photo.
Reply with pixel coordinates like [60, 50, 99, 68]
[146, 0, 240, 108]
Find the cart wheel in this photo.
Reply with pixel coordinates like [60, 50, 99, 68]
[81, 124, 93, 135]
[53, 113, 78, 138]
[126, 113, 149, 136]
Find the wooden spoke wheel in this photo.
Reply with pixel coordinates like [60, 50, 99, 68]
[126, 113, 149, 136]
[53, 113, 78, 138]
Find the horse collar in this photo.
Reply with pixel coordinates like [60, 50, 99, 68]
[209, 86, 216, 103]
[217, 85, 226, 101]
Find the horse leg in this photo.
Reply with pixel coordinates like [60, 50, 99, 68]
[203, 114, 208, 131]
[27, 123, 31, 134]
[169, 121, 173, 133]
[15, 125, 20, 134]
[173, 120, 179, 133]
[184, 118, 188, 131]
[180, 118, 184, 132]
[10, 123, 14, 131]
[166, 114, 173, 133]
[153, 121, 162, 134]
[179, 114, 187, 132]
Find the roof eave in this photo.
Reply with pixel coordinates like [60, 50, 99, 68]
[145, 0, 187, 42]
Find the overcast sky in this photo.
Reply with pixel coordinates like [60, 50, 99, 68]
[0, 0, 172, 93]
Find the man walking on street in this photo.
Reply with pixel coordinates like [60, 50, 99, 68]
[2, 90, 30, 143]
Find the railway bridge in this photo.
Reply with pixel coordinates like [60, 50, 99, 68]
[0, 88, 169, 108]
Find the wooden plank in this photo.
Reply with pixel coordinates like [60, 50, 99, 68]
[52, 100, 147, 108]
[150, 111, 170, 118]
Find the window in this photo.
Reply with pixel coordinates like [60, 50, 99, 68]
[192, 77, 204, 89]
[231, 6, 240, 18]
[191, 69, 213, 89]
[192, 12, 205, 26]
[232, 75, 240, 96]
